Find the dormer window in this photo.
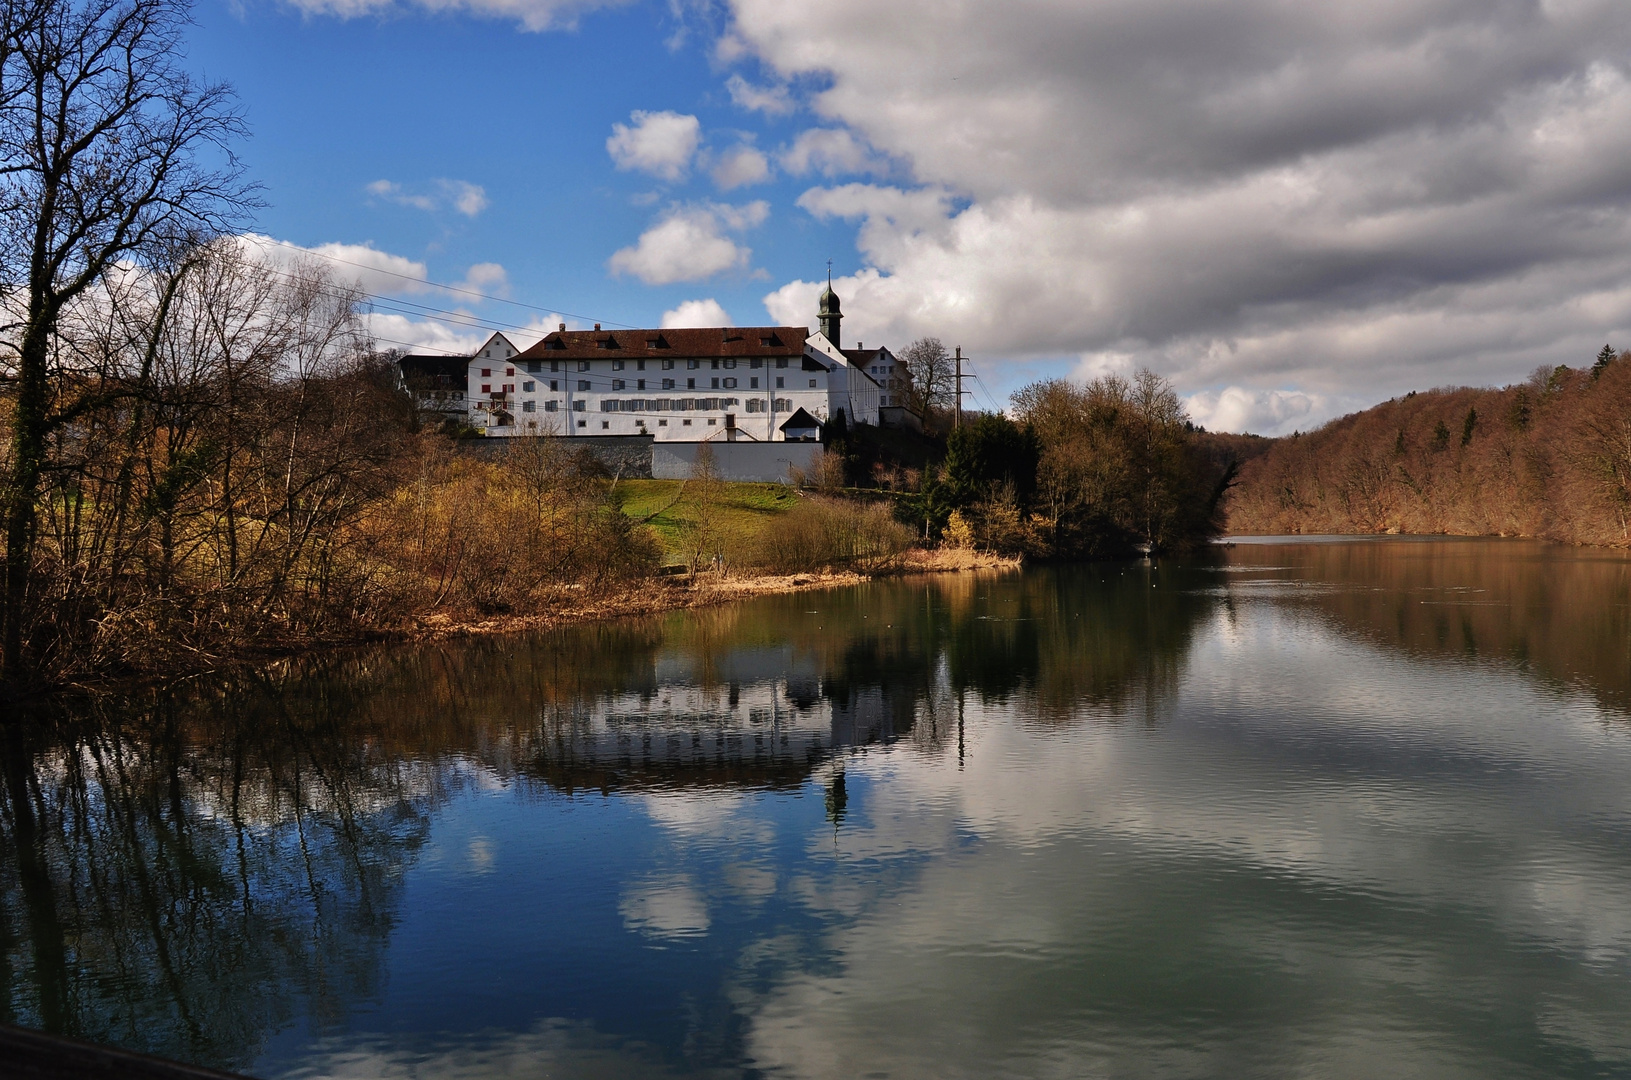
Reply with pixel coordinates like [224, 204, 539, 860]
[760, 334, 780, 347]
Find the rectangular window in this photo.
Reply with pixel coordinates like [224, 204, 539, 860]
[481, 384, 491, 393]
[683, 418, 692, 425]
[522, 400, 536, 413]
[708, 418, 717, 425]
[662, 359, 674, 370]
[550, 380, 559, 391]
[550, 360, 559, 373]
[687, 378, 696, 389]
[776, 358, 787, 369]
[751, 358, 762, 368]
[636, 360, 645, 371]
[481, 368, 491, 377]
[612, 359, 624, 371]
[662, 378, 675, 390]
[578, 380, 591, 391]
[809, 379, 817, 387]
[578, 419, 586, 427]
[545, 400, 558, 412]
[573, 400, 585, 411]
[578, 361, 590, 372]
[522, 381, 535, 392]
[776, 377, 784, 388]
[724, 358, 737, 369]
[612, 379, 625, 390]
[711, 359, 720, 369]
[505, 384, 514, 393]
[602, 421, 610, 429]
[637, 379, 646, 390]
[687, 359, 700, 370]
[658, 419, 667, 426]
[722, 377, 737, 389]
[711, 377, 720, 389]
[750, 377, 759, 389]
[506, 367, 515, 377]
[526, 361, 541, 373]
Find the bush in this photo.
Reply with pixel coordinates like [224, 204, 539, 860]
[751, 497, 914, 574]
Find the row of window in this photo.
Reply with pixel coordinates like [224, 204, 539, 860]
[482, 357, 796, 377]
[599, 397, 743, 412]
[483, 376, 812, 395]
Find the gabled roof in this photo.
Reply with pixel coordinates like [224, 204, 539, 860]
[780, 407, 822, 431]
[515, 326, 809, 362]
[475, 332, 519, 359]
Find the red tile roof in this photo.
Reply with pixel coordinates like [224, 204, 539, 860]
[515, 326, 809, 362]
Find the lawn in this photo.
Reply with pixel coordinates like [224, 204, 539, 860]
[611, 479, 800, 564]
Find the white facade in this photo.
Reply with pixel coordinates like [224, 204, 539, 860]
[465, 333, 523, 432]
[472, 336, 880, 442]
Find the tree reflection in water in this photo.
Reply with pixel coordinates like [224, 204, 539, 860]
[14, 543, 1620, 1075]
[0, 565, 1213, 1071]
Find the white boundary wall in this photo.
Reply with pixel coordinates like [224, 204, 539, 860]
[653, 442, 823, 483]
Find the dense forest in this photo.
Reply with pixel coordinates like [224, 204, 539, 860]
[1224, 350, 1631, 546]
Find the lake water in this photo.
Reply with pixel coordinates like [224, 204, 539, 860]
[4, 537, 1631, 1078]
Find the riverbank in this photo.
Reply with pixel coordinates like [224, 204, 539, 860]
[401, 546, 1021, 641]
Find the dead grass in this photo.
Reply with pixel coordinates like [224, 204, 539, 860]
[400, 545, 1021, 640]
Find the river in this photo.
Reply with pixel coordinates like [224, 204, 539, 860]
[3, 537, 1630, 1078]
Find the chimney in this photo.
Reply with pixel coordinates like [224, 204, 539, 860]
[558, 323, 565, 331]
[594, 323, 601, 331]
[857, 341, 863, 349]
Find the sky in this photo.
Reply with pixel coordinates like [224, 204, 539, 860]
[187, 0, 1631, 434]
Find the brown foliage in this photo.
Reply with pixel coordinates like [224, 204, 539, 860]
[1225, 355, 1631, 545]
[749, 496, 914, 575]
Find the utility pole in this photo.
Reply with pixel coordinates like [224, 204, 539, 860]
[954, 347, 963, 429]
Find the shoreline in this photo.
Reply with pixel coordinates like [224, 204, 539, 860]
[23, 548, 1020, 704]
[399, 547, 1023, 641]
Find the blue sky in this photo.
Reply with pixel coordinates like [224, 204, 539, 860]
[184, 0, 1631, 433]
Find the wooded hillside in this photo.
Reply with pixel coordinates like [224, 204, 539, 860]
[1224, 351, 1631, 546]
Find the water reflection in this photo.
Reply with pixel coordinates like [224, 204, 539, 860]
[1, 540, 1630, 1077]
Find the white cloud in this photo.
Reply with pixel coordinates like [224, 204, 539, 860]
[712, 144, 772, 190]
[609, 201, 768, 285]
[780, 128, 887, 178]
[456, 261, 509, 296]
[606, 110, 702, 182]
[1182, 386, 1342, 436]
[725, 73, 794, 115]
[281, 0, 624, 32]
[365, 178, 489, 217]
[661, 298, 734, 328]
[725, 0, 1631, 409]
[239, 233, 432, 296]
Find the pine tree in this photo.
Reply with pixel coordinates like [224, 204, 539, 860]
[1593, 344, 1616, 379]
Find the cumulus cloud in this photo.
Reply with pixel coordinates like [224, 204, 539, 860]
[661, 298, 734, 328]
[726, 0, 1631, 409]
[780, 128, 887, 178]
[725, 73, 793, 116]
[239, 233, 432, 295]
[608, 201, 769, 285]
[282, 0, 622, 32]
[456, 261, 509, 296]
[1183, 386, 1342, 436]
[712, 144, 772, 190]
[607, 110, 702, 182]
[366, 178, 489, 217]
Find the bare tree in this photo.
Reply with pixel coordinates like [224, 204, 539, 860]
[899, 337, 955, 420]
[0, 0, 249, 681]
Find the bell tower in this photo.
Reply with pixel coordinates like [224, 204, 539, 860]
[818, 270, 841, 348]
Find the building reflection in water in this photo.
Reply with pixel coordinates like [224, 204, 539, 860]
[3, 540, 1627, 1074]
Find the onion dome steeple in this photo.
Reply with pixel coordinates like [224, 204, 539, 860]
[818, 265, 842, 347]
